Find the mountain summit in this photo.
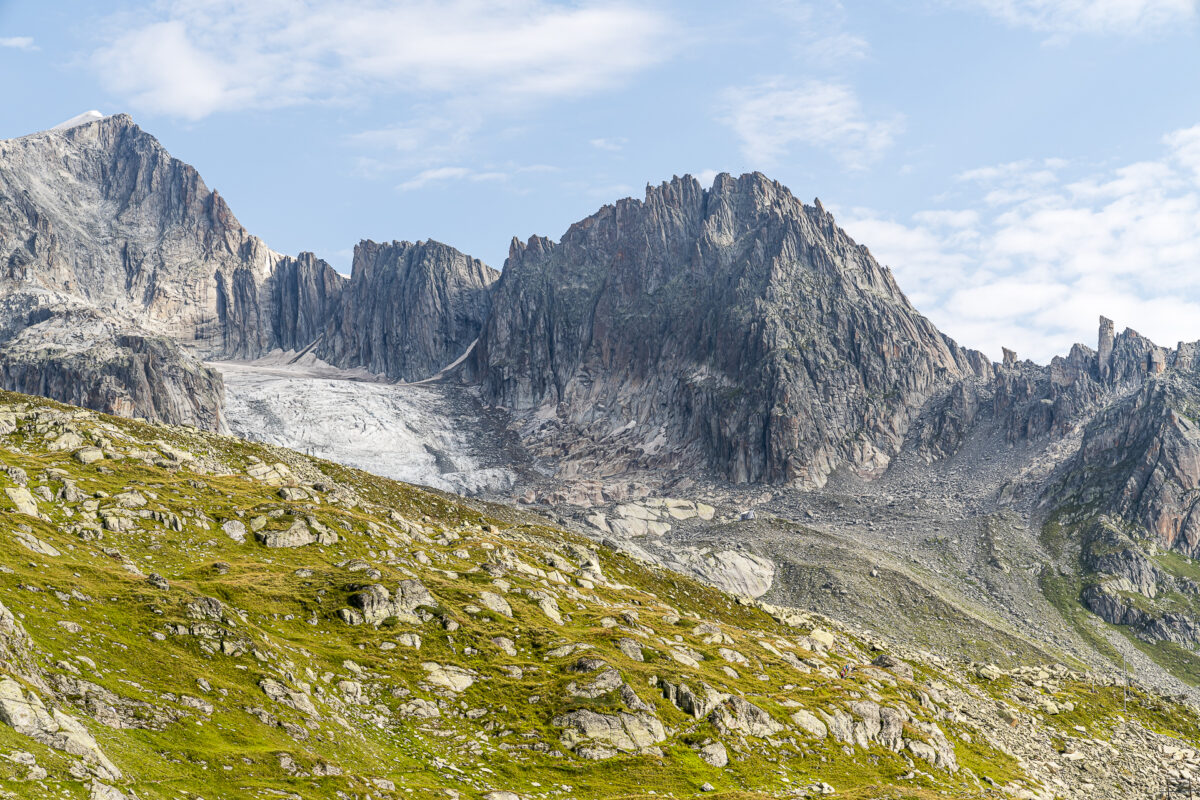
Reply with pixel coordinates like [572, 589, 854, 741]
[472, 172, 991, 487]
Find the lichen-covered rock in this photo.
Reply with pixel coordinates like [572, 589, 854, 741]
[697, 740, 728, 767]
[421, 663, 476, 693]
[348, 579, 436, 625]
[478, 591, 513, 618]
[221, 520, 247, 543]
[553, 709, 666, 757]
[791, 709, 827, 739]
[709, 696, 783, 738]
[662, 681, 728, 719]
[0, 678, 122, 779]
[256, 519, 316, 549]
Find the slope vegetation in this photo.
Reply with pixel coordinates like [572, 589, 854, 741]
[0, 393, 1196, 799]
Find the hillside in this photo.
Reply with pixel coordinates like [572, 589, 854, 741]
[0, 391, 1197, 799]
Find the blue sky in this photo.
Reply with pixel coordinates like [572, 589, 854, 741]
[2, 0, 1200, 363]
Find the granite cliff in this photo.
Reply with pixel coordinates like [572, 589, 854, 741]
[16, 114, 1200, 696]
[318, 238, 497, 381]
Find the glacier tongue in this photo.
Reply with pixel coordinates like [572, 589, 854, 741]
[214, 357, 521, 496]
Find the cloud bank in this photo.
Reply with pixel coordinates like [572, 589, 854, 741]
[844, 123, 1200, 363]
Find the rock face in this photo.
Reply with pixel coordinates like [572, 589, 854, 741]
[0, 113, 285, 358]
[0, 297, 224, 429]
[1070, 376, 1200, 559]
[318, 239, 497, 381]
[1017, 321, 1200, 559]
[0, 114, 287, 427]
[470, 173, 990, 487]
[267, 252, 346, 354]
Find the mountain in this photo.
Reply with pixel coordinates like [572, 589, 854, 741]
[1, 389, 1199, 800]
[0, 114, 496, 427]
[471, 173, 990, 488]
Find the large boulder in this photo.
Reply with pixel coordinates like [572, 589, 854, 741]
[553, 709, 666, 758]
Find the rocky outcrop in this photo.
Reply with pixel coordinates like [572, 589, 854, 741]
[0, 114, 284, 426]
[988, 321, 1168, 446]
[1082, 582, 1200, 645]
[0, 677, 122, 780]
[345, 580, 437, 625]
[471, 173, 991, 487]
[0, 294, 223, 429]
[1039, 322, 1200, 560]
[319, 239, 497, 382]
[553, 709, 666, 758]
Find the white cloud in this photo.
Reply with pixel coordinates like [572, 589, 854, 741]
[842, 123, 1200, 363]
[91, 0, 675, 119]
[0, 37, 36, 51]
[589, 137, 628, 152]
[397, 163, 554, 191]
[94, 21, 249, 119]
[1166, 124, 1200, 181]
[962, 0, 1197, 37]
[719, 79, 903, 169]
[767, 1, 870, 61]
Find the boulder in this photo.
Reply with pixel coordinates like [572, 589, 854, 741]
[221, 520, 247, 543]
[553, 709, 666, 756]
[525, 590, 563, 624]
[0, 678, 121, 779]
[615, 638, 644, 661]
[395, 579, 436, 614]
[4, 488, 38, 518]
[568, 668, 623, 699]
[697, 740, 728, 767]
[663, 681, 728, 719]
[13, 529, 59, 557]
[871, 653, 914, 681]
[479, 591, 513, 617]
[709, 696, 783, 738]
[818, 708, 854, 743]
[421, 663, 476, 692]
[257, 519, 316, 548]
[74, 447, 104, 464]
[790, 709, 827, 738]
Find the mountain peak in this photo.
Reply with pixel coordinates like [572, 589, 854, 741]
[474, 170, 987, 486]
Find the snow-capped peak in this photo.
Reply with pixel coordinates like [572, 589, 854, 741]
[49, 110, 105, 132]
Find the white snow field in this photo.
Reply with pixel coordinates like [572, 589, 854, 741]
[213, 355, 520, 496]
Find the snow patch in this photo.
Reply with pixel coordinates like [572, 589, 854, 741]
[50, 111, 105, 132]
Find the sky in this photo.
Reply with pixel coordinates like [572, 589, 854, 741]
[2, 0, 1200, 363]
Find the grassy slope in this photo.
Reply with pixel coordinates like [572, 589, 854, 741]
[0, 392, 1195, 800]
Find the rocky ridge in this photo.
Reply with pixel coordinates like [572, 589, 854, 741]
[317, 238, 498, 381]
[14, 113, 1200, 731]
